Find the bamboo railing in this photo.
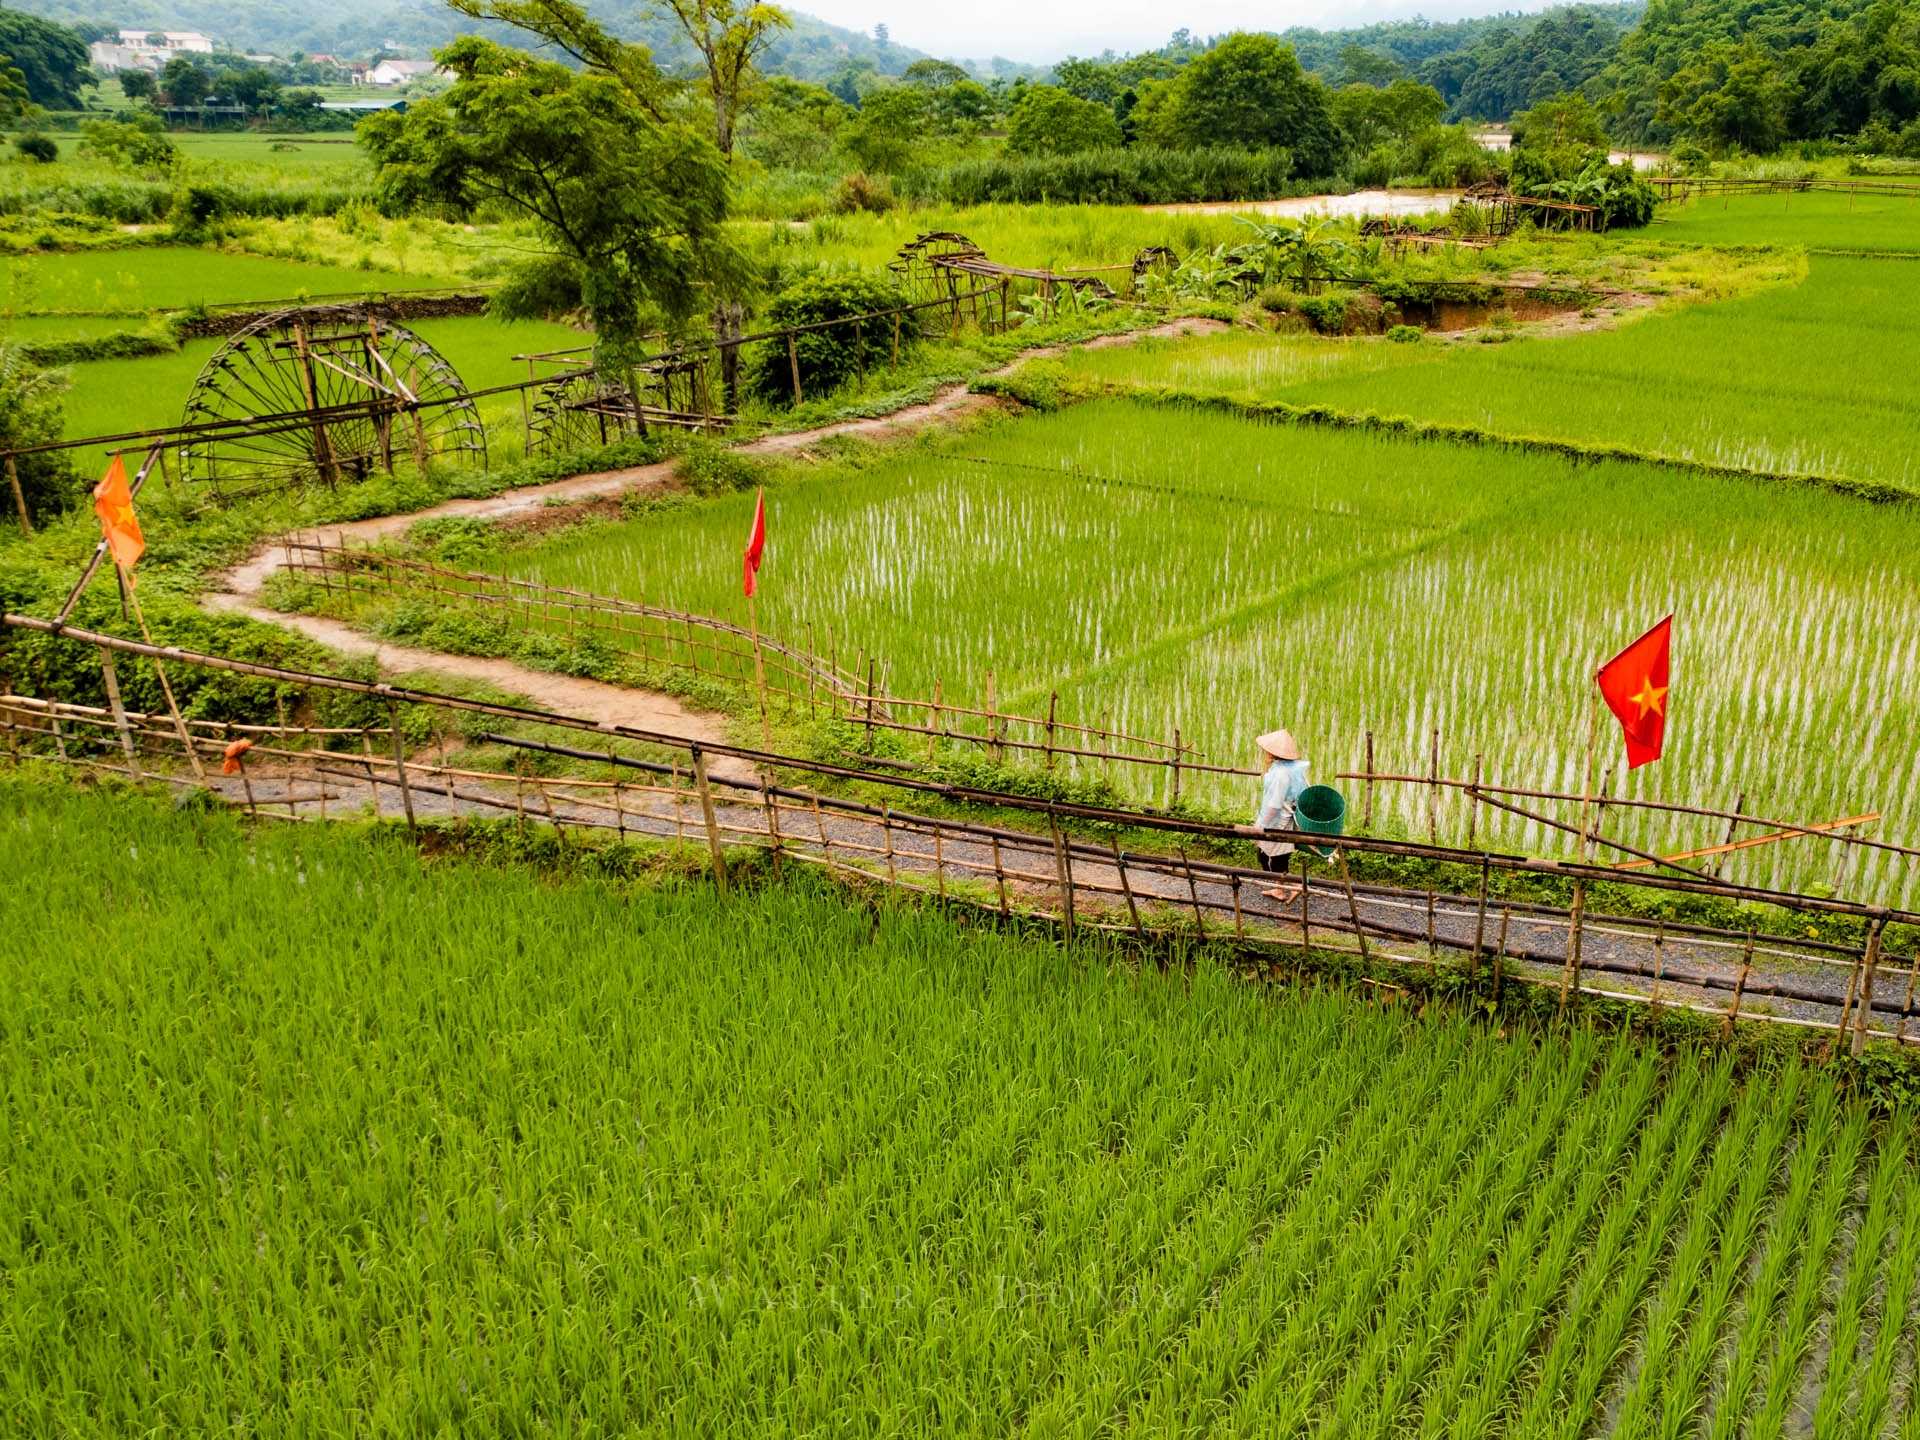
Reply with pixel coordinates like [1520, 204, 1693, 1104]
[5, 613, 1919, 1055]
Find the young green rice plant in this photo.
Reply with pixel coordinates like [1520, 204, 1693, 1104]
[1702, 1081, 1841, 1440]
[5, 778, 1912, 1433]
[1749, 1108, 1872, 1440]
[1345, 1037, 1645, 1440]
[1438, 1054, 1733, 1439]
[1851, 1135, 1920, 1439]
[1218, 1044, 1528, 1434]
[1609, 1062, 1804, 1439]
[1808, 1135, 1908, 1437]
[1297, 1030, 1605, 1435]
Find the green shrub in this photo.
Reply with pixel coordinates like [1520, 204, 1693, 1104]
[1295, 293, 1351, 334]
[76, 115, 175, 173]
[829, 171, 895, 215]
[1387, 323, 1422, 343]
[12, 133, 56, 164]
[747, 271, 916, 406]
[0, 344, 79, 527]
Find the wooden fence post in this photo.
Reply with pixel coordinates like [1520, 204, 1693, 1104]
[1467, 753, 1482, 851]
[991, 834, 1009, 917]
[761, 780, 784, 878]
[1363, 730, 1374, 830]
[1852, 920, 1886, 1057]
[1050, 814, 1075, 935]
[1044, 692, 1057, 771]
[1469, 855, 1490, 979]
[787, 334, 803, 406]
[6, 455, 30, 537]
[1171, 727, 1183, 810]
[1335, 852, 1370, 963]
[1110, 837, 1144, 937]
[864, 656, 878, 753]
[692, 747, 728, 894]
[1181, 847, 1206, 940]
[97, 647, 140, 780]
[1558, 881, 1586, 1018]
[1428, 726, 1440, 845]
[1722, 930, 1755, 1039]
[387, 703, 417, 837]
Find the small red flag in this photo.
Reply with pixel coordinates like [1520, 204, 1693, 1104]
[1596, 615, 1672, 770]
[92, 454, 145, 577]
[742, 489, 766, 597]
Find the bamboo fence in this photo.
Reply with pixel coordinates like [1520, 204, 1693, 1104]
[5, 615, 1918, 1053]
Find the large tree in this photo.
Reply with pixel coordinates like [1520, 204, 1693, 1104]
[361, 35, 740, 358]
[0, 10, 87, 110]
[1142, 33, 1343, 176]
[1005, 84, 1122, 156]
[449, 0, 789, 159]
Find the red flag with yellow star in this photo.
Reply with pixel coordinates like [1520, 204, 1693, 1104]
[1596, 615, 1671, 770]
[92, 454, 145, 577]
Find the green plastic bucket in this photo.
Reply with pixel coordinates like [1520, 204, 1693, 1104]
[1295, 785, 1346, 859]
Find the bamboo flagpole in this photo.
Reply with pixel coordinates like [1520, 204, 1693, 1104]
[741, 488, 771, 750]
[92, 454, 205, 780]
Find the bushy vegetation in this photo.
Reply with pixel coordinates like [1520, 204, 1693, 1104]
[4, 778, 1917, 1432]
[903, 146, 1317, 206]
[746, 270, 917, 404]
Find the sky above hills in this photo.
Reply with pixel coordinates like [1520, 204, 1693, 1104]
[806, 0, 1563, 62]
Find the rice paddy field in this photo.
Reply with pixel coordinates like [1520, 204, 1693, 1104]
[0, 246, 456, 320]
[505, 398, 1920, 902]
[1059, 256, 1920, 490]
[5, 779, 1918, 1433]
[1654, 187, 1920, 253]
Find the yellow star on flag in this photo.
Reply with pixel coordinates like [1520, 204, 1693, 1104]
[1630, 677, 1667, 719]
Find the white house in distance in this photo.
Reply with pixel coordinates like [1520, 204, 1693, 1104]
[364, 59, 444, 88]
[88, 29, 216, 73]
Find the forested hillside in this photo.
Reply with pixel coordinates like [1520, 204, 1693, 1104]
[3, 0, 931, 79]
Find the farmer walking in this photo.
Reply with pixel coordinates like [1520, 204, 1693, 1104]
[1253, 728, 1311, 902]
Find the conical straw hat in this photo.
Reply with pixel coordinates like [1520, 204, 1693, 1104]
[1256, 728, 1300, 761]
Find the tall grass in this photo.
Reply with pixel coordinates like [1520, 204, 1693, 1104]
[506, 399, 1920, 901]
[2, 778, 1905, 1432]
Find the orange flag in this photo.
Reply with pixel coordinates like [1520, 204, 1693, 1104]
[1596, 615, 1672, 770]
[92, 454, 145, 577]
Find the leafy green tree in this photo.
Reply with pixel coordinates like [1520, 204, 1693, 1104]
[0, 11, 88, 110]
[840, 84, 929, 172]
[0, 345, 77, 527]
[223, 67, 282, 114]
[160, 57, 210, 109]
[937, 78, 992, 127]
[78, 113, 175, 171]
[1331, 77, 1444, 148]
[1657, 42, 1789, 151]
[1511, 92, 1609, 150]
[1005, 84, 1122, 156]
[361, 35, 740, 357]
[741, 75, 848, 168]
[452, 0, 791, 160]
[0, 53, 30, 125]
[902, 58, 968, 89]
[117, 69, 156, 103]
[1142, 34, 1343, 176]
[279, 89, 326, 126]
[1053, 56, 1122, 104]
[1338, 43, 1402, 86]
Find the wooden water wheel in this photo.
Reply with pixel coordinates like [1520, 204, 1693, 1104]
[179, 306, 486, 498]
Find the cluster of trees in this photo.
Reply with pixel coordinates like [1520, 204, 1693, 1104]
[1606, 0, 1920, 152]
[113, 55, 333, 122]
[0, 8, 88, 110]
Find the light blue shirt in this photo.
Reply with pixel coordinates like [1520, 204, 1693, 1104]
[1255, 758, 1311, 855]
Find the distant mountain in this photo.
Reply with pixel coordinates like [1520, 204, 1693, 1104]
[2, 0, 932, 79]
